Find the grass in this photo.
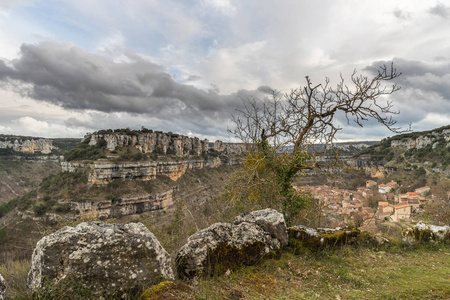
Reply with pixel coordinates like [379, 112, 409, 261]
[0, 259, 30, 298]
[146, 244, 450, 300]
[1, 243, 448, 299]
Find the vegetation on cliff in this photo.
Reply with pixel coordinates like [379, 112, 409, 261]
[64, 139, 107, 161]
[356, 125, 450, 169]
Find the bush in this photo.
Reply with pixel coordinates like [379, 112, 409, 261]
[64, 143, 106, 161]
[33, 204, 47, 216]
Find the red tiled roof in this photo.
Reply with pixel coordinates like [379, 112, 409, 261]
[394, 204, 411, 209]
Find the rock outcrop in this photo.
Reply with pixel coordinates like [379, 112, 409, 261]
[62, 159, 220, 185]
[0, 136, 54, 154]
[0, 273, 5, 300]
[86, 131, 209, 158]
[403, 221, 450, 244]
[176, 209, 286, 279]
[65, 188, 175, 218]
[28, 222, 174, 298]
[390, 128, 450, 150]
[288, 225, 389, 251]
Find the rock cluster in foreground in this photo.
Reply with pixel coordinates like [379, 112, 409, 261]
[22, 208, 448, 298]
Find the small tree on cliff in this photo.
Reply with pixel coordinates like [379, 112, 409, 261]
[228, 64, 405, 224]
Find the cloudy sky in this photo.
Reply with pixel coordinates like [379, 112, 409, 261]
[0, 0, 449, 141]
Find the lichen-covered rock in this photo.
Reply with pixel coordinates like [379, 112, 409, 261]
[234, 208, 288, 246]
[288, 225, 389, 251]
[176, 221, 281, 279]
[0, 273, 5, 300]
[28, 222, 174, 297]
[403, 222, 450, 244]
[288, 225, 323, 250]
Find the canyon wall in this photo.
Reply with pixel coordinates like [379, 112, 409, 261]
[86, 131, 209, 157]
[61, 157, 223, 185]
[64, 188, 176, 218]
[0, 137, 54, 154]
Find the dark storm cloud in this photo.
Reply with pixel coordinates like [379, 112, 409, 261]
[0, 42, 279, 138]
[0, 42, 246, 121]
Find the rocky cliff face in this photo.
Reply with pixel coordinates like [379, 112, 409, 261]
[0, 137, 54, 154]
[62, 158, 222, 185]
[213, 140, 246, 155]
[65, 188, 176, 218]
[86, 131, 209, 157]
[389, 128, 450, 149]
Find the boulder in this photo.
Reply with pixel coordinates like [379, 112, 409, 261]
[28, 222, 174, 297]
[176, 221, 282, 279]
[403, 221, 450, 244]
[234, 208, 288, 246]
[288, 225, 389, 251]
[0, 273, 5, 300]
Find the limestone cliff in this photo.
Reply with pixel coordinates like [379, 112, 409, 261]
[64, 188, 176, 218]
[0, 136, 54, 154]
[85, 131, 209, 157]
[62, 158, 222, 185]
[389, 127, 450, 149]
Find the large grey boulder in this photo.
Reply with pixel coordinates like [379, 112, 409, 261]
[234, 208, 288, 246]
[176, 220, 282, 279]
[403, 221, 450, 244]
[28, 222, 174, 297]
[0, 273, 5, 300]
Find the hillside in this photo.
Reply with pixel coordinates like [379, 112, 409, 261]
[355, 125, 450, 175]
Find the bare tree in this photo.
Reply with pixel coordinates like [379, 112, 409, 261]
[229, 64, 405, 223]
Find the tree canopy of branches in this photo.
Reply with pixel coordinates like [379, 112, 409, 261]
[229, 64, 404, 224]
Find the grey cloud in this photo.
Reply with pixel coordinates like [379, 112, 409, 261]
[0, 42, 277, 138]
[0, 42, 245, 120]
[393, 8, 410, 20]
[364, 58, 450, 131]
[429, 3, 449, 18]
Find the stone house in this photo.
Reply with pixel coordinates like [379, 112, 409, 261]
[415, 186, 430, 196]
[392, 204, 411, 222]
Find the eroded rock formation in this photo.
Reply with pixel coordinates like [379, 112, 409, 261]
[62, 159, 220, 185]
[0, 137, 54, 154]
[176, 209, 285, 279]
[86, 132, 209, 157]
[28, 222, 174, 298]
[65, 188, 176, 218]
[390, 128, 450, 150]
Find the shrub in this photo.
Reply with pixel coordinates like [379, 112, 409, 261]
[33, 204, 47, 216]
[64, 143, 106, 161]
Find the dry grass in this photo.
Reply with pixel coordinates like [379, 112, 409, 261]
[0, 258, 30, 298]
[145, 244, 450, 300]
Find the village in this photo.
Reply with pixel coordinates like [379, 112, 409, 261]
[294, 180, 433, 229]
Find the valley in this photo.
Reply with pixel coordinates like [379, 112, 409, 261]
[0, 126, 449, 298]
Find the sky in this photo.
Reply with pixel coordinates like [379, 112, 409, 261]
[0, 0, 449, 142]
